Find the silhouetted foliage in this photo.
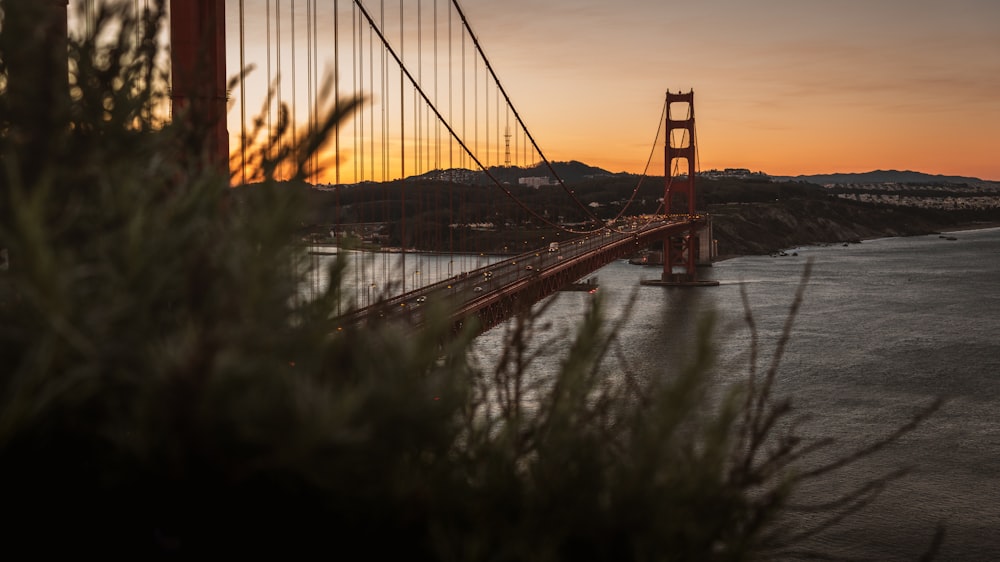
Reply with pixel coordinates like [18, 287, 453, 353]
[0, 2, 942, 559]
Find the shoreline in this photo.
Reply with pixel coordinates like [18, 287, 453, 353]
[939, 221, 1000, 234]
[712, 221, 1000, 264]
[306, 223, 1000, 264]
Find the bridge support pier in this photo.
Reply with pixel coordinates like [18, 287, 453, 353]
[640, 220, 719, 287]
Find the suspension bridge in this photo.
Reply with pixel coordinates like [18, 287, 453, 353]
[69, 0, 719, 333]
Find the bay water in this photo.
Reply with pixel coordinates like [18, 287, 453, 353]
[321, 227, 1000, 559]
[474, 227, 1000, 560]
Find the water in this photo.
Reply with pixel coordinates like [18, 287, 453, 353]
[306, 249, 504, 308]
[318, 229, 1000, 559]
[475, 227, 1000, 560]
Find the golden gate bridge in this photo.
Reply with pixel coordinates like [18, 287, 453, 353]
[58, 0, 718, 333]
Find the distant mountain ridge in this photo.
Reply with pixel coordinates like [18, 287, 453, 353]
[408, 160, 622, 185]
[338, 163, 998, 189]
[776, 169, 998, 187]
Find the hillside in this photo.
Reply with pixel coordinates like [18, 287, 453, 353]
[271, 169, 1000, 257]
[774, 169, 999, 188]
[402, 160, 622, 186]
[708, 199, 986, 257]
[699, 176, 995, 256]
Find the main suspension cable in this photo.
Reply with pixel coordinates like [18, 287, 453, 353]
[351, 0, 599, 234]
[447, 0, 599, 224]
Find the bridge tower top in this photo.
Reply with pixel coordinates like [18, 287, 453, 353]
[664, 90, 696, 216]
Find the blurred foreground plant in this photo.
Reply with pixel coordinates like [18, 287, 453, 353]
[0, 2, 940, 559]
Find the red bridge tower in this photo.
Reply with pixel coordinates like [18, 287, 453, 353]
[169, 0, 228, 171]
[658, 90, 714, 285]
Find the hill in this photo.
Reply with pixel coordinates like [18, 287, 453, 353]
[774, 170, 998, 188]
[283, 165, 1000, 256]
[697, 176, 998, 256]
[707, 198, 992, 257]
[408, 160, 621, 185]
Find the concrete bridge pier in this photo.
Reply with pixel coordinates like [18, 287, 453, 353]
[640, 218, 719, 287]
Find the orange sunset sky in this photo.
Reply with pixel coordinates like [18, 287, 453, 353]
[68, 0, 1000, 181]
[454, 0, 1000, 180]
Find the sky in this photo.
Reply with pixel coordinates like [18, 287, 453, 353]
[66, 0, 1000, 181]
[452, 0, 1000, 180]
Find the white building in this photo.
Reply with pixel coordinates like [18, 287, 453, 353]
[519, 176, 553, 188]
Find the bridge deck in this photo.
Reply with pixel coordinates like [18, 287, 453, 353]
[335, 217, 705, 334]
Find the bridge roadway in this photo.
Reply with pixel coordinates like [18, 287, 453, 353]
[336, 215, 706, 334]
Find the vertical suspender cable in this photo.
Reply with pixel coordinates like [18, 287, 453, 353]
[306, 0, 312, 179]
[416, 0, 423, 276]
[448, 2, 454, 272]
[312, 0, 319, 180]
[351, 5, 358, 183]
[359, 2, 376, 300]
[239, 0, 247, 184]
[136, 0, 144, 128]
[369, 24, 375, 182]
[291, 0, 296, 157]
[433, 0, 440, 280]
[266, 0, 272, 153]
[416, 0, 422, 177]
[486, 67, 493, 226]
[357, 8, 364, 182]
[496, 86, 500, 168]
[505, 106, 510, 167]
[473, 53, 478, 166]
[399, 0, 406, 291]
[276, 0, 282, 172]
[379, 0, 388, 286]
[351, 4, 360, 297]
[380, 0, 387, 182]
[434, 0, 440, 171]
[460, 19, 466, 171]
[304, 2, 318, 298]
[334, 0, 340, 186]
[461, 27, 468, 269]
[363, 15, 368, 182]
[485, 53, 489, 168]
[333, 0, 341, 290]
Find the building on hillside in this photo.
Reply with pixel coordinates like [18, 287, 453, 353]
[699, 168, 769, 180]
[519, 176, 553, 188]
